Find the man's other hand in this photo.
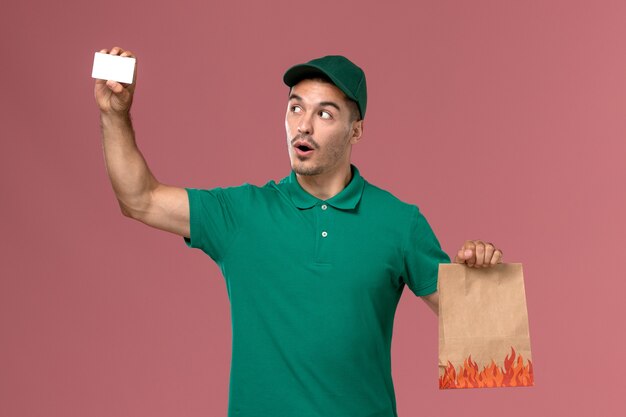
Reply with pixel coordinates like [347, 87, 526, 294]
[454, 240, 503, 268]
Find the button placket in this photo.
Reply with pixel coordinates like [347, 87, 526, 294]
[314, 201, 332, 264]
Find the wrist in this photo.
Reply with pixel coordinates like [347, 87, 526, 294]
[100, 110, 132, 127]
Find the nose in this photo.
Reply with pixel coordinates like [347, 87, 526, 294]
[297, 113, 313, 135]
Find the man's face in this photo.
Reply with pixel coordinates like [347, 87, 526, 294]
[285, 79, 361, 176]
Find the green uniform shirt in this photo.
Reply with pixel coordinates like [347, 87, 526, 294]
[183, 164, 450, 417]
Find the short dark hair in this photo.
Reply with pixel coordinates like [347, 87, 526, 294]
[288, 75, 362, 122]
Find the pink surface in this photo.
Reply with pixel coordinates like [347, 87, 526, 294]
[1, 1, 624, 416]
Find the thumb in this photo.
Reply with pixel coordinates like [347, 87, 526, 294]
[106, 80, 125, 95]
[455, 248, 473, 263]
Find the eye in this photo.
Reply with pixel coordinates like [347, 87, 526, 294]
[319, 110, 332, 119]
[291, 105, 302, 113]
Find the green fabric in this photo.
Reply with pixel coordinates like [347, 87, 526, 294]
[183, 164, 450, 417]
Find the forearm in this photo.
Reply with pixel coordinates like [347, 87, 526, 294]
[100, 112, 158, 217]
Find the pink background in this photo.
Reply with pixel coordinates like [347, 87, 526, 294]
[1, 1, 624, 416]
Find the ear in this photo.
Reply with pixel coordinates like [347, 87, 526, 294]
[349, 119, 364, 145]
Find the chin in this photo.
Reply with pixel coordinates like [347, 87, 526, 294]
[292, 160, 323, 176]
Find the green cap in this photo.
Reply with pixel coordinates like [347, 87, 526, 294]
[283, 55, 367, 120]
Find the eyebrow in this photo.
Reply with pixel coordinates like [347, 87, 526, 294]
[289, 94, 342, 111]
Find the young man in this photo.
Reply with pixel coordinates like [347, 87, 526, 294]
[95, 47, 503, 417]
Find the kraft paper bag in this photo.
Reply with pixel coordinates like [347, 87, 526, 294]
[438, 263, 534, 389]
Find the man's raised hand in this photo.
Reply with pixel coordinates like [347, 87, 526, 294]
[94, 46, 138, 115]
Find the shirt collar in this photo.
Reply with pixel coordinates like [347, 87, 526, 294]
[281, 164, 365, 210]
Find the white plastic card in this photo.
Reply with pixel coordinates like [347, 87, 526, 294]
[91, 52, 136, 84]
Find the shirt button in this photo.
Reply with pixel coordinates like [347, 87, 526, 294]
[321, 231, 328, 238]
[321, 204, 328, 210]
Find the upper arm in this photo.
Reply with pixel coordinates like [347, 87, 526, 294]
[182, 185, 251, 262]
[401, 206, 450, 297]
[127, 183, 190, 238]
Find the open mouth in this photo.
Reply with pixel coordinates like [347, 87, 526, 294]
[293, 141, 315, 156]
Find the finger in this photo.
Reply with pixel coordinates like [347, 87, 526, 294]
[490, 249, 504, 265]
[109, 46, 123, 55]
[463, 240, 476, 267]
[99, 48, 109, 54]
[483, 242, 495, 267]
[120, 50, 134, 58]
[474, 241, 486, 267]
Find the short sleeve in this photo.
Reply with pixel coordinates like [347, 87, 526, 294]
[183, 185, 251, 263]
[401, 206, 451, 297]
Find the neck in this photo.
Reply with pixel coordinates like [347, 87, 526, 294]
[296, 164, 353, 201]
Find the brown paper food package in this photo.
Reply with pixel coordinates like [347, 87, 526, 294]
[438, 263, 534, 389]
